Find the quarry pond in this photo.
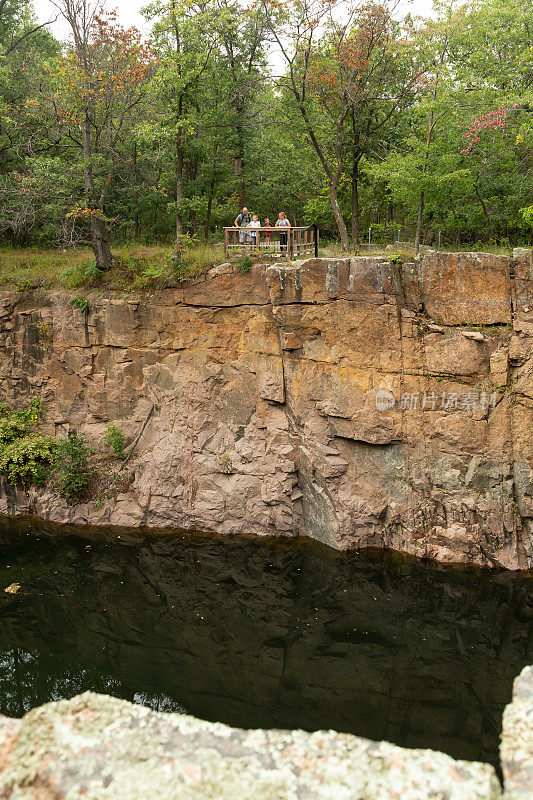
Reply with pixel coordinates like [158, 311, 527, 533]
[0, 517, 531, 772]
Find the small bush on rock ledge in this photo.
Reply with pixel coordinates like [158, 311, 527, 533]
[51, 433, 93, 500]
[236, 255, 253, 272]
[104, 424, 126, 459]
[0, 435, 55, 486]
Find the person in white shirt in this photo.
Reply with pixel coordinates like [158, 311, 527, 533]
[247, 214, 261, 247]
[275, 211, 291, 252]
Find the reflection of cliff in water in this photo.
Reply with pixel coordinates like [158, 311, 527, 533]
[0, 518, 531, 770]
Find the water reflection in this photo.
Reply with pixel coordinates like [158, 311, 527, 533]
[0, 517, 531, 770]
[0, 648, 185, 716]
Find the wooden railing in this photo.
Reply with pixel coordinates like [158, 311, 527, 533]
[224, 225, 319, 259]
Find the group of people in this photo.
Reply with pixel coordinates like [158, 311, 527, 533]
[234, 208, 291, 249]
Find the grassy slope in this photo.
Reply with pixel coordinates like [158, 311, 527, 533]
[0, 244, 225, 292]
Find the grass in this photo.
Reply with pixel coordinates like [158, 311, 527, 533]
[318, 244, 417, 259]
[0, 243, 225, 292]
[319, 241, 524, 259]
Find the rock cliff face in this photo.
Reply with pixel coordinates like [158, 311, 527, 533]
[1, 249, 533, 569]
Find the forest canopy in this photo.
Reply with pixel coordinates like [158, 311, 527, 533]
[0, 0, 531, 268]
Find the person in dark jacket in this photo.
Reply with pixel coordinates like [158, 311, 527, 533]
[234, 207, 251, 243]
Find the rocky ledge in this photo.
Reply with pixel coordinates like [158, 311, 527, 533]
[0, 666, 531, 799]
[1, 249, 533, 568]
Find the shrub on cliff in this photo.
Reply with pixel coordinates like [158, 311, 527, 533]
[0, 399, 55, 487]
[236, 255, 253, 272]
[104, 425, 126, 459]
[51, 433, 93, 501]
[0, 435, 56, 486]
[0, 401, 96, 498]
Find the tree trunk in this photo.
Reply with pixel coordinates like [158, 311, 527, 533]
[414, 191, 424, 255]
[171, 3, 184, 265]
[351, 155, 360, 250]
[133, 141, 140, 241]
[235, 102, 245, 207]
[90, 215, 113, 270]
[474, 185, 492, 238]
[414, 61, 443, 256]
[82, 111, 112, 270]
[205, 173, 216, 241]
[175, 102, 184, 264]
[234, 153, 245, 208]
[330, 186, 349, 251]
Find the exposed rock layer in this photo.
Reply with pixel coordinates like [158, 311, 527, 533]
[1, 249, 533, 568]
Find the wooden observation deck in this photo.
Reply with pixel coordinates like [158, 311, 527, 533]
[224, 224, 319, 259]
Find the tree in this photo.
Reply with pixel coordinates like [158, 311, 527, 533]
[215, 0, 268, 207]
[262, 0, 350, 248]
[372, 0, 532, 249]
[0, 0, 59, 175]
[263, 0, 416, 250]
[48, 1, 152, 268]
[0, 0, 57, 57]
[143, 0, 221, 263]
[342, 6, 419, 246]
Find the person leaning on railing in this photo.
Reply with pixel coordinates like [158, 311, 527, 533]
[275, 212, 291, 252]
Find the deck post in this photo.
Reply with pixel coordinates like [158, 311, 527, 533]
[224, 227, 229, 257]
[313, 224, 318, 258]
[289, 228, 294, 259]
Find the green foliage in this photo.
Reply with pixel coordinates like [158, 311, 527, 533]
[82, 262, 103, 281]
[0, 415, 34, 445]
[0, 398, 54, 486]
[136, 260, 174, 287]
[521, 206, 533, 229]
[236, 255, 253, 272]
[51, 433, 93, 500]
[0, 399, 96, 498]
[388, 256, 403, 269]
[71, 296, 90, 314]
[104, 424, 126, 459]
[0, 0, 531, 257]
[59, 265, 89, 289]
[0, 435, 55, 486]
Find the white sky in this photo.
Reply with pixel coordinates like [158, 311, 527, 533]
[36, 0, 436, 42]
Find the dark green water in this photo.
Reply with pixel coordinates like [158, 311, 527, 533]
[0, 517, 531, 769]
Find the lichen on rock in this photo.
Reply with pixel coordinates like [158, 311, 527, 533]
[0, 691, 503, 800]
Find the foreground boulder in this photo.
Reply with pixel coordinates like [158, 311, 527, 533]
[501, 666, 533, 800]
[0, 692, 501, 800]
